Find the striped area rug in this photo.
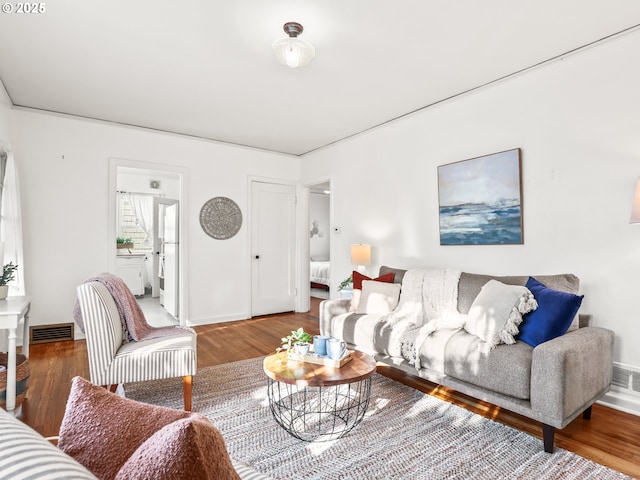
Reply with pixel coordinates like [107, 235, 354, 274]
[125, 357, 632, 480]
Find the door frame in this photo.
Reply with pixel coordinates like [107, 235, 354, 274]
[108, 158, 190, 326]
[247, 176, 303, 315]
[301, 176, 334, 310]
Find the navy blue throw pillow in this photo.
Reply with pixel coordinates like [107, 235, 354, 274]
[517, 277, 584, 348]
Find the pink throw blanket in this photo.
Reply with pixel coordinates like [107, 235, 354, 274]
[73, 273, 193, 342]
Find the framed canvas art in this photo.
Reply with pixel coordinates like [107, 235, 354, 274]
[438, 148, 523, 245]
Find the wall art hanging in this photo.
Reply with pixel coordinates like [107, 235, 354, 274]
[438, 148, 523, 245]
[199, 197, 242, 240]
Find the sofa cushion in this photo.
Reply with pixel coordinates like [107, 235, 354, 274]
[327, 312, 416, 358]
[378, 265, 406, 284]
[116, 417, 240, 480]
[517, 277, 584, 347]
[326, 312, 382, 354]
[464, 280, 537, 349]
[356, 280, 401, 315]
[0, 408, 97, 479]
[444, 330, 533, 400]
[457, 272, 581, 331]
[417, 327, 461, 374]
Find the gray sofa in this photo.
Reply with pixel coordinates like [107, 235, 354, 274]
[320, 266, 614, 453]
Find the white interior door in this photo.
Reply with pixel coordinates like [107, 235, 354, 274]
[251, 181, 296, 316]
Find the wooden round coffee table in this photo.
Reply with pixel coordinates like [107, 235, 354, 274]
[263, 350, 376, 441]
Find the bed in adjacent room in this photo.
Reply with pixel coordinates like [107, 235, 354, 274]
[310, 259, 330, 290]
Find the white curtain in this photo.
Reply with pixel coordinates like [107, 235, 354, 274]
[128, 194, 154, 246]
[1, 150, 25, 296]
[116, 192, 126, 238]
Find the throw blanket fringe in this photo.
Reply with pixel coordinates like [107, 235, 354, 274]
[498, 293, 537, 347]
[478, 289, 537, 354]
[73, 272, 193, 342]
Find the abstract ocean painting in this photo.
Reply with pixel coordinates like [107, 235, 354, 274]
[438, 149, 523, 245]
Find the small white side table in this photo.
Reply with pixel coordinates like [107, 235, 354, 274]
[0, 296, 31, 411]
[340, 289, 353, 300]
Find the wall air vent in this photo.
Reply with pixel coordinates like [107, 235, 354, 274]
[612, 363, 640, 393]
[612, 366, 631, 389]
[633, 372, 640, 393]
[30, 323, 74, 344]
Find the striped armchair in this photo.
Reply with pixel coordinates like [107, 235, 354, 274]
[76, 281, 197, 411]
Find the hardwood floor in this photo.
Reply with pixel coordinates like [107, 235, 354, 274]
[12, 297, 640, 478]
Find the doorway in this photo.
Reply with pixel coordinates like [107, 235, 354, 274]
[109, 160, 187, 327]
[308, 181, 331, 300]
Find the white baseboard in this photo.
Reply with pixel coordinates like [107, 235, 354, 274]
[187, 312, 250, 326]
[598, 389, 640, 416]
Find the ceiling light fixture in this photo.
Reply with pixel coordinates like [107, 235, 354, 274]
[272, 22, 315, 68]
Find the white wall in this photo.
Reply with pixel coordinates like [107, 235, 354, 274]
[12, 109, 299, 330]
[0, 81, 12, 146]
[301, 31, 640, 372]
[117, 168, 180, 200]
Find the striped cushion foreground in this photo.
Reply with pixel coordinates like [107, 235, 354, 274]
[232, 461, 274, 480]
[0, 409, 96, 480]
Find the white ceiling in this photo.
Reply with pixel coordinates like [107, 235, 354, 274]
[1, 1, 639, 156]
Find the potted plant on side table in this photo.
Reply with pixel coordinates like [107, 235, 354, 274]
[0, 261, 29, 408]
[338, 274, 354, 299]
[0, 262, 18, 300]
[338, 274, 353, 291]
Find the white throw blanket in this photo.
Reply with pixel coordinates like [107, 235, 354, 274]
[384, 268, 462, 364]
[420, 268, 462, 328]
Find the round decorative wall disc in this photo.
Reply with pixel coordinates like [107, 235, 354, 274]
[199, 197, 242, 240]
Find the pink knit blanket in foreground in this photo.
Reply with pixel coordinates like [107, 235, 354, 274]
[73, 272, 193, 342]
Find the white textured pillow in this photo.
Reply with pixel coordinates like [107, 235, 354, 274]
[464, 279, 538, 350]
[349, 289, 362, 312]
[356, 280, 401, 315]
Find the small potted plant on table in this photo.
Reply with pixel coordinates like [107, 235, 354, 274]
[278, 327, 312, 357]
[0, 262, 18, 300]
